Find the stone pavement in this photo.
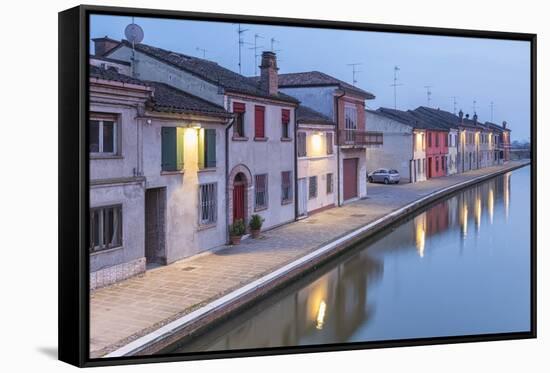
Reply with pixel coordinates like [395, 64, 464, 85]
[90, 161, 528, 357]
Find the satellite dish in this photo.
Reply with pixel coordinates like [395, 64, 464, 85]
[125, 23, 144, 44]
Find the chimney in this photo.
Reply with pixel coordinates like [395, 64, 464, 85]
[458, 110, 464, 120]
[502, 121, 507, 129]
[473, 113, 478, 123]
[260, 51, 279, 96]
[92, 37, 119, 57]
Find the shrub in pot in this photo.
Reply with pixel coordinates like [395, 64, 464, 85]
[229, 219, 246, 245]
[249, 214, 264, 238]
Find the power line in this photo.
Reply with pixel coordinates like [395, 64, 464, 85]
[424, 86, 433, 107]
[249, 33, 264, 76]
[390, 66, 403, 109]
[347, 63, 362, 86]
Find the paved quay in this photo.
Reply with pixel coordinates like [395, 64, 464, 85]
[90, 161, 529, 357]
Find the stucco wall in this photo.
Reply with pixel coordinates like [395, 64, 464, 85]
[227, 97, 296, 230]
[89, 182, 145, 273]
[365, 111, 413, 182]
[89, 104, 140, 181]
[108, 46, 224, 106]
[141, 118, 227, 263]
[279, 86, 336, 120]
[297, 126, 337, 213]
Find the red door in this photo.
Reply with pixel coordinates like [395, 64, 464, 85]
[343, 158, 358, 200]
[233, 184, 245, 221]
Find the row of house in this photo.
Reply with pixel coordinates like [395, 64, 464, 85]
[88, 36, 510, 290]
[365, 106, 511, 183]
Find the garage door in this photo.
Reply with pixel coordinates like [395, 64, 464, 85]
[343, 158, 358, 200]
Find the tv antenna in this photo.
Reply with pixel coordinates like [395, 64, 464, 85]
[451, 96, 458, 114]
[249, 33, 264, 76]
[237, 24, 250, 74]
[125, 17, 144, 77]
[196, 47, 208, 58]
[270, 37, 282, 52]
[424, 86, 433, 107]
[472, 99, 477, 114]
[347, 63, 362, 86]
[390, 66, 403, 109]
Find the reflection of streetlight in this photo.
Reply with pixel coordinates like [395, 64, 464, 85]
[461, 203, 468, 237]
[415, 215, 426, 258]
[488, 188, 494, 224]
[475, 195, 481, 232]
[316, 301, 327, 330]
[504, 172, 510, 220]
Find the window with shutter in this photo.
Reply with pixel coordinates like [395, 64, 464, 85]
[198, 128, 216, 169]
[326, 132, 333, 155]
[281, 171, 292, 203]
[326, 173, 334, 194]
[162, 127, 184, 172]
[233, 102, 246, 138]
[254, 105, 265, 139]
[281, 109, 290, 139]
[255, 174, 268, 210]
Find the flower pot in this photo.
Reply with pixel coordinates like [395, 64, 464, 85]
[250, 229, 261, 238]
[230, 235, 242, 245]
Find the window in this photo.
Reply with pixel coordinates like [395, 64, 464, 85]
[281, 171, 292, 203]
[297, 132, 307, 157]
[254, 105, 265, 139]
[199, 183, 217, 225]
[442, 156, 446, 171]
[417, 159, 421, 174]
[90, 205, 122, 253]
[365, 132, 383, 145]
[428, 132, 432, 147]
[445, 134, 449, 147]
[161, 127, 184, 172]
[281, 109, 290, 139]
[233, 102, 246, 138]
[435, 133, 440, 147]
[435, 157, 439, 172]
[198, 129, 216, 169]
[326, 132, 334, 155]
[89, 115, 117, 155]
[255, 174, 268, 210]
[326, 173, 334, 194]
[344, 105, 358, 142]
[309, 176, 318, 199]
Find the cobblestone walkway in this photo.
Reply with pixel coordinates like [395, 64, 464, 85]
[90, 162, 527, 357]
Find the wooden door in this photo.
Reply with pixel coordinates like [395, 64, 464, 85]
[343, 158, 358, 200]
[145, 188, 166, 266]
[233, 184, 245, 222]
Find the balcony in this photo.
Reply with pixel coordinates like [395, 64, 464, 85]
[338, 129, 383, 147]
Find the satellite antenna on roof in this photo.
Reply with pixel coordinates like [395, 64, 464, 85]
[125, 18, 144, 77]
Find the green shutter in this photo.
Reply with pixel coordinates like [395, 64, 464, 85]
[198, 129, 205, 169]
[205, 129, 216, 168]
[176, 127, 185, 171]
[161, 127, 177, 171]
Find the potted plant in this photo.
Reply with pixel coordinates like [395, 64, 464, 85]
[229, 219, 246, 245]
[249, 214, 265, 238]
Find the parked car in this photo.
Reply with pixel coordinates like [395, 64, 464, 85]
[368, 169, 400, 184]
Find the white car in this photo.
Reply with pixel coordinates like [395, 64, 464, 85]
[368, 169, 401, 184]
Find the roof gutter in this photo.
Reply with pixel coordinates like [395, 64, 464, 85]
[334, 90, 346, 207]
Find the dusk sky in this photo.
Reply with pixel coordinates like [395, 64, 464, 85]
[90, 14, 531, 141]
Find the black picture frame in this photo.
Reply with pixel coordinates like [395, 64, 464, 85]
[59, 4, 537, 368]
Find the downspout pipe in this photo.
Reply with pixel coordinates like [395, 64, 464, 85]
[334, 91, 346, 207]
[293, 106, 299, 221]
[225, 98, 236, 242]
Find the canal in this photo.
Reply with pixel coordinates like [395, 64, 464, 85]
[166, 166, 531, 353]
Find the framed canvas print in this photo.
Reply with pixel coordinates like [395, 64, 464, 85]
[58, 4, 536, 367]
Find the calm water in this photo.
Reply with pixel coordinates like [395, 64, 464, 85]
[167, 166, 531, 353]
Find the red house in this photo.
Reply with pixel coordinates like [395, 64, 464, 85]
[425, 128, 449, 178]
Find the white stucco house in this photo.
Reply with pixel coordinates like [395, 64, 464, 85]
[295, 105, 337, 217]
[89, 60, 233, 289]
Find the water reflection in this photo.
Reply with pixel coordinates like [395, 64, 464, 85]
[166, 168, 529, 353]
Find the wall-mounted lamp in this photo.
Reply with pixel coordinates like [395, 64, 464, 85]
[187, 123, 202, 129]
